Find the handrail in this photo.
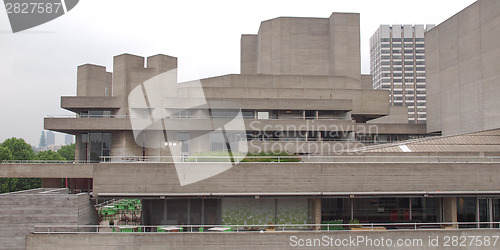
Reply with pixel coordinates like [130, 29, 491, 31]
[2, 155, 500, 164]
[45, 115, 352, 120]
[32, 221, 500, 234]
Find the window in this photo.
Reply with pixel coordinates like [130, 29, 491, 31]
[79, 110, 112, 118]
[80, 132, 111, 163]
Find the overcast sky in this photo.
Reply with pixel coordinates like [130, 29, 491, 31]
[0, 0, 476, 146]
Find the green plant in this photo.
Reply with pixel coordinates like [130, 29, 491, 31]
[349, 219, 362, 228]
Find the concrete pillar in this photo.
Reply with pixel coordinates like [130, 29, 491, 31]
[74, 133, 81, 162]
[443, 197, 458, 228]
[312, 198, 321, 230]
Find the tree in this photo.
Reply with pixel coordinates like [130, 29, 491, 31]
[1, 137, 35, 160]
[0, 138, 39, 193]
[39, 131, 47, 148]
[0, 147, 12, 161]
[57, 144, 75, 161]
[36, 150, 65, 161]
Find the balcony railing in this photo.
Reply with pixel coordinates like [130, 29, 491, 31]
[2, 155, 500, 164]
[46, 115, 352, 120]
[32, 222, 500, 234]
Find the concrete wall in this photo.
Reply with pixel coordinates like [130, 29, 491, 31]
[77, 64, 108, 97]
[27, 229, 500, 249]
[91, 162, 500, 196]
[61, 96, 123, 112]
[367, 106, 409, 124]
[241, 13, 360, 79]
[0, 163, 93, 178]
[426, 0, 500, 135]
[0, 189, 98, 250]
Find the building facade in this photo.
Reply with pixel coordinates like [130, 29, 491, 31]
[426, 0, 500, 136]
[370, 24, 434, 124]
[1, 3, 500, 249]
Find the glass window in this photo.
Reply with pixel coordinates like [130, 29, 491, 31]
[80, 132, 112, 163]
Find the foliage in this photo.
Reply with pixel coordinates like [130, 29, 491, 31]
[57, 143, 75, 161]
[36, 150, 65, 161]
[185, 151, 301, 162]
[349, 219, 362, 228]
[1, 137, 35, 160]
[241, 152, 301, 162]
[0, 147, 12, 161]
[0, 137, 40, 193]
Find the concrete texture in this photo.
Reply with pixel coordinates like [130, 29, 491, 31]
[77, 64, 109, 97]
[0, 163, 93, 178]
[61, 96, 123, 112]
[367, 106, 409, 124]
[89, 162, 500, 196]
[0, 189, 98, 250]
[426, 0, 500, 135]
[27, 229, 500, 249]
[241, 13, 360, 80]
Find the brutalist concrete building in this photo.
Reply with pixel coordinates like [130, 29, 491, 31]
[1, 1, 500, 249]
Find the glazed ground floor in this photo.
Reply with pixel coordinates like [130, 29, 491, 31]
[136, 196, 500, 228]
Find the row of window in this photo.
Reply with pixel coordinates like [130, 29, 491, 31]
[380, 38, 424, 42]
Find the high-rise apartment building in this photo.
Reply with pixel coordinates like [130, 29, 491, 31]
[45, 130, 55, 145]
[370, 25, 434, 124]
[64, 134, 74, 145]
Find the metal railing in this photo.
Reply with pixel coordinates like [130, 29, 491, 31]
[45, 115, 352, 120]
[2, 155, 500, 164]
[33, 222, 500, 234]
[99, 155, 500, 163]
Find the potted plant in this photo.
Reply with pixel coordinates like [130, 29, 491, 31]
[349, 219, 362, 229]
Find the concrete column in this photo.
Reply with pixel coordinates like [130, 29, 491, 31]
[312, 198, 321, 230]
[443, 197, 458, 228]
[74, 133, 81, 162]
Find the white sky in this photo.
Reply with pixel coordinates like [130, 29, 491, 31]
[0, 0, 476, 146]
